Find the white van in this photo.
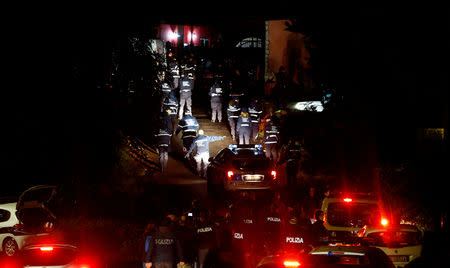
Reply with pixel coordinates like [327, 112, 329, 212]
[321, 192, 387, 242]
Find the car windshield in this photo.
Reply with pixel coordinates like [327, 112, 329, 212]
[366, 231, 421, 247]
[327, 202, 380, 228]
[232, 158, 270, 170]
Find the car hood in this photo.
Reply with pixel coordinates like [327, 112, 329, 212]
[16, 185, 58, 232]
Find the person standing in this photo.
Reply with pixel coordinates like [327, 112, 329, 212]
[175, 109, 200, 152]
[283, 138, 303, 187]
[185, 130, 225, 177]
[209, 78, 224, 123]
[195, 210, 218, 268]
[310, 209, 328, 247]
[227, 97, 241, 141]
[144, 217, 184, 268]
[168, 54, 180, 90]
[155, 114, 172, 173]
[178, 74, 194, 120]
[141, 221, 158, 268]
[175, 215, 196, 268]
[161, 91, 179, 133]
[159, 71, 175, 104]
[236, 107, 252, 145]
[302, 186, 321, 224]
[262, 116, 280, 164]
[248, 97, 263, 142]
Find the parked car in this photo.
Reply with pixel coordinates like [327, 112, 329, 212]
[206, 144, 279, 193]
[357, 224, 423, 268]
[0, 201, 22, 257]
[0, 185, 61, 257]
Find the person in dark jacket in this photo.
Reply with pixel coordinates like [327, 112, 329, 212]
[209, 78, 224, 123]
[195, 210, 218, 268]
[310, 209, 328, 247]
[168, 54, 180, 90]
[155, 122, 172, 173]
[280, 138, 303, 186]
[178, 74, 194, 120]
[262, 116, 280, 164]
[226, 97, 241, 140]
[144, 217, 184, 268]
[141, 221, 158, 268]
[236, 107, 252, 145]
[159, 71, 175, 104]
[161, 91, 179, 133]
[175, 109, 199, 152]
[248, 97, 263, 142]
[186, 130, 225, 177]
[175, 215, 196, 268]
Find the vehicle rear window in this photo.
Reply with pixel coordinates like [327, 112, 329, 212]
[0, 209, 11, 222]
[327, 202, 380, 228]
[21, 247, 77, 266]
[232, 158, 270, 170]
[366, 231, 421, 247]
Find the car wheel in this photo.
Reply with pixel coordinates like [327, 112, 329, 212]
[2, 237, 19, 257]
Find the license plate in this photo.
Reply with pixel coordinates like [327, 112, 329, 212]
[243, 175, 263, 182]
[389, 255, 409, 262]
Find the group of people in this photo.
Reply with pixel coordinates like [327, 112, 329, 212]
[155, 51, 226, 176]
[142, 203, 221, 268]
[155, 49, 306, 187]
[141, 186, 330, 268]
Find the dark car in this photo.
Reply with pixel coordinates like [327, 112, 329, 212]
[206, 144, 279, 193]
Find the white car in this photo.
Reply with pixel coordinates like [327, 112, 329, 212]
[0, 185, 58, 257]
[357, 224, 423, 268]
[0, 201, 22, 256]
[309, 244, 395, 268]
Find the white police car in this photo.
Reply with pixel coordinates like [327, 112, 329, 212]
[357, 224, 423, 268]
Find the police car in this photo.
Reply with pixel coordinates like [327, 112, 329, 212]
[206, 144, 278, 193]
[308, 244, 395, 268]
[357, 224, 423, 268]
[321, 192, 388, 242]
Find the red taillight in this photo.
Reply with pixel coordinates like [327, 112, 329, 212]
[40, 247, 54, 252]
[343, 198, 352, 202]
[381, 218, 389, 226]
[227, 170, 234, 180]
[284, 260, 301, 267]
[79, 265, 90, 268]
[271, 170, 277, 180]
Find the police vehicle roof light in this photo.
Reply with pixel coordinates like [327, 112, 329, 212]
[283, 260, 301, 267]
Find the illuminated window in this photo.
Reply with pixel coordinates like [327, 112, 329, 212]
[236, 37, 262, 48]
